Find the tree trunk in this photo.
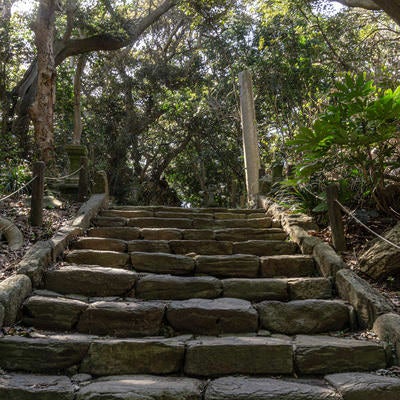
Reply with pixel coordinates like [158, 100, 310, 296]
[72, 54, 87, 144]
[29, 0, 57, 163]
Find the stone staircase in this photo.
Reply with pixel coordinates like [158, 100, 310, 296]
[1, 206, 400, 399]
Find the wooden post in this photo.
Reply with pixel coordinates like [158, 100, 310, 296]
[239, 70, 260, 204]
[31, 161, 45, 226]
[78, 156, 89, 202]
[326, 184, 346, 252]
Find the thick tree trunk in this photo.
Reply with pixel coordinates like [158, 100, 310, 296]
[29, 0, 57, 163]
[72, 54, 87, 144]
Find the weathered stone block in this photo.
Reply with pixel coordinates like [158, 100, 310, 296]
[260, 255, 316, 278]
[256, 299, 349, 334]
[128, 218, 193, 229]
[169, 240, 232, 255]
[183, 229, 215, 240]
[127, 240, 170, 253]
[92, 216, 127, 227]
[232, 240, 298, 256]
[88, 227, 141, 240]
[373, 313, 400, 362]
[215, 228, 287, 241]
[77, 300, 165, 337]
[313, 242, 346, 278]
[185, 336, 293, 376]
[137, 275, 222, 300]
[102, 209, 154, 218]
[295, 335, 387, 374]
[72, 237, 127, 252]
[166, 298, 258, 335]
[80, 338, 185, 375]
[0, 275, 32, 325]
[222, 278, 288, 301]
[288, 277, 332, 300]
[65, 250, 130, 268]
[336, 269, 393, 329]
[141, 228, 182, 240]
[195, 255, 259, 278]
[45, 266, 137, 297]
[131, 252, 195, 275]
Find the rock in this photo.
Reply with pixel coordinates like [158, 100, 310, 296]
[256, 299, 350, 334]
[137, 275, 222, 300]
[359, 222, 400, 282]
[127, 218, 193, 229]
[72, 237, 127, 252]
[71, 194, 108, 230]
[313, 242, 345, 278]
[232, 240, 298, 256]
[336, 269, 393, 329]
[0, 217, 23, 250]
[102, 209, 154, 218]
[183, 229, 215, 240]
[295, 335, 387, 374]
[0, 275, 32, 325]
[141, 228, 182, 240]
[71, 373, 92, 383]
[77, 300, 165, 337]
[131, 252, 195, 275]
[195, 255, 259, 278]
[22, 295, 88, 331]
[170, 240, 233, 255]
[65, 250, 130, 268]
[215, 228, 287, 241]
[166, 298, 258, 335]
[45, 266, 137, 297]
[127, 240, 170, 253]
[0, 335, 90, 373]
[288, 278, 332, 300]
[184, 336, 293, 376]
[260, 255, 316, 278]
[80, 338, 185, 375]
[206, 376, 341, 400]
[155, 211, 213, 219]
[222, 278, 288, 301]
[0, 373, 75, 400]
[373, 313, 400, 362]
[214, 218, 272, 229]
[77, 375, 203, 400]
[88, 227, 141, 240]
[92, 216, 127, 227]
[214, 212, 247, 220]
[325, 372, 400, 400]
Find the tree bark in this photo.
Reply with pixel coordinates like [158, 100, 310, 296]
[29, 0, 57, 163]
[72, 54, 87, 144]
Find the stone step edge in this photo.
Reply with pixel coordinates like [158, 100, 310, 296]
[2, 372, 400, 399]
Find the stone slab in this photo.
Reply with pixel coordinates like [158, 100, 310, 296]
[77, 375, 203, 400]
[185, 336, 293, 376]
[45, 265, 137, 297]
[256, 299, 349, 334]
[373, 313, 400, 361]
[295, 335, 387, 374]
[195, 255, 259, 278]
[65, 250, 130, 268]
[77, 300, 165, 337]
[0, 335, 90, 372]
[0, 373, 75, 400]
[169, 240, 233, 255]
[215, 228, 287, 242]
[128, 218, 193, 229]
[88, 227, 141, 240]
[222, 278, 288, 301]
[232, 240, 298, 256]
[80, 338, 185, 375]
[102, 209, 154, 218]
[325, 372, 400, 400]
[93, 216, 127, 227]
[288, 278, 332, 300]
[136, 275, 222, 300]
[72, 237, 127, 252]
[166, 298, 258, 335]
[22, 295, 87, 331]
[131, 252, 195, 275]
[215, 218, 272, 229]
[141, 228, 183, 240]
[260, 255, 316, 278]
[206, 376, 341, 400]
[127, 240, 170, 253]
[183, 229, 215, 240]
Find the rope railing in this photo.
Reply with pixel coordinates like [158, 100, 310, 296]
[45, 166, 83, 181]
[0, 176, 38, 203]
[335, 199, 400, 251]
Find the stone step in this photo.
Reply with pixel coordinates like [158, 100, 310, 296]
[22, 294, 349, 336]
[0, 334, 388, 376]
[65, 249, 130, 268]
[109, 206, 267, 215]
[73, 239, 298, 256]
[192, 218, 272, 229]
[87, 227, 286, 242]
[260, 255, 317, 277]
[44, 267, 331, 301]
[2, 372, 400, 400]
[131, 252, 195, 275]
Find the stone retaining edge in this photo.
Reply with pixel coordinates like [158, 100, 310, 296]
[0, 193, 108, 328]
[259, 195, 398, 362]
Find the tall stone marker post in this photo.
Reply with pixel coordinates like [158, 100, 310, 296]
[239, 70, 260, 204]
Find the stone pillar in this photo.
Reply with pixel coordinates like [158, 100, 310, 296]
[239, 70, 260, 204]
[65, 144, 87, 175]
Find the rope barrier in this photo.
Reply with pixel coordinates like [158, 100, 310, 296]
[0, 176, 38, 203]
[45, 166, 83, 181]
[300, 184, 325, 201]
[335, 199, 400, 251]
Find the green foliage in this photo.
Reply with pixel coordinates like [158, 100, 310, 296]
[0, 160, 31, 194]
